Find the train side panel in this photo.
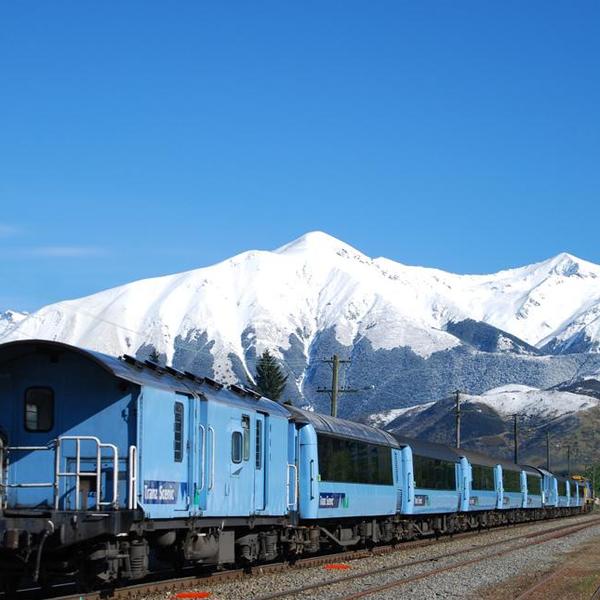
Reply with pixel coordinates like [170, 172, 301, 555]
[298, 424, 397, 520]
[403, 447, 461, 515]
[0, 350, 133, 510]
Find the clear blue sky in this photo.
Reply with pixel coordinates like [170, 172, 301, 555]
[1, 1, 599, 312]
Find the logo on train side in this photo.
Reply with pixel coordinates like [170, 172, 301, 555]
[414, 494, 429, 506]
[319, 492, 348, 509]
[143, 480, 181, 504]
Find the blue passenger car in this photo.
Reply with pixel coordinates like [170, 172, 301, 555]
[288, 408, 399, 520]
[538, 468, 558, 507]
[395, 437, 463, 515]
[523, 466, 543, 508]
[556, 477, 571, 508]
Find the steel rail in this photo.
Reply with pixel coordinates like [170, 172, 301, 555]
[254, 515, 600, 600]
[338, 520, 599, 600]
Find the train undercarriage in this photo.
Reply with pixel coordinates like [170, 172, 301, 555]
[0, 504, 590, 596]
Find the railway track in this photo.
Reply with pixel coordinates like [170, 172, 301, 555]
[12, 513, 600, 600]
[249, 516, 600, 600]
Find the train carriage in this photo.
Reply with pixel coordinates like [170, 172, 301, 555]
[556, 476, 571, 508]
[523, 466, 543, 508]
[394, 437, 464, 515]
[287, 407, 400, 521]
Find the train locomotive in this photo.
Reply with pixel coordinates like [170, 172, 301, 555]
[0, 340, 592, 591]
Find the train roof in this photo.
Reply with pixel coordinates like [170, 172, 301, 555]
[457, 448, 522, 473]
[520, 465, 543, 477]
[287, 406, 400, 447]
[393, 435, 461, 462]
[0, 340, 290, 417]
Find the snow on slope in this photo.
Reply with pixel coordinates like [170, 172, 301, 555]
[2, 232, 600, 385]
[0, 310, 27, 338]
[369, 384, 600, 427]
[374, 252, 600, 349]
[468, 384, 599, 419]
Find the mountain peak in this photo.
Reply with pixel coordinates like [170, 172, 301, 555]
[545, 252, 597, 278]
[274, 231, 368, 259]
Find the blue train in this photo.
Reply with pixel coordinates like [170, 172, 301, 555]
[0, 340, 592, 590]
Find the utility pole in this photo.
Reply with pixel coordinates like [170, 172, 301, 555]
[455, 390, 461, 448]
[317, 354, 357, 417]
[546, 431, 550, 471]
[512, 414, 519, 464]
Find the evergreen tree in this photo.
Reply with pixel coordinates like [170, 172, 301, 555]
[253, 349, 288, 402]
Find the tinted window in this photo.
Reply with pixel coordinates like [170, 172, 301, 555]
[231, 431, 242, 463]
[471, 464, 495, 491]
[503, 469, 521, 493]
[24, 387, 54, 432]
[255, 420, 262, 469]
[413, 455, 456, 491]
[527, 474, 541, 495]
[174, 402, 184, 462]
[317, 435, 393, 485]
[242, 415, 250, 462]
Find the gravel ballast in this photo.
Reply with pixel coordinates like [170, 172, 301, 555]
[139, 514, 600, 600]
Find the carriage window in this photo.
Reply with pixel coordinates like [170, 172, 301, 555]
[242, 415, 250, 462]
[255, 420, 263, 469]
[413, 455, 456, 490]
[503, 470, 521, 493]
[24, 387, 54, 432]
[527, 474, 541, 495]
[317, 435, 393, 485]
[231, 431, 242, 463]
[471, 464, 496, 491]
[174, 402, 184, 462]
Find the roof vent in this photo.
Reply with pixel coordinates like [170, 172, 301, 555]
[183, 370, 205, 384]
[229, 384, 249, 397]
[243, 387, 262, 400]
[228, 384, 262, 400]
[165, 365, 185, 379]
[122, 354, 145, 370]
[144, 360, 166, 375]
[203, 376, 223, 390]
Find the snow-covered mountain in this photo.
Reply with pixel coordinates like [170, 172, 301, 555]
[2, 232, 600, 417]
[0, 310, 27, 338]
[380, 383, 600, 471]
[370, 384, 600, 428]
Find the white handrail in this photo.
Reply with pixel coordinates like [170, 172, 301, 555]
[208, 426, 215, 491]
[198, 425, 206, 492]
[55, 436, 119, 510]
[286, 463, 298, 509]
[128, 445, 137, 510]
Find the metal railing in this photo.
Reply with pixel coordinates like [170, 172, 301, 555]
[55, 436, 119, 510]
[0, 436, 138, 512]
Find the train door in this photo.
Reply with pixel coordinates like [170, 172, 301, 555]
[137, 390, 192, 518]
[253, 413, 267, 512]
[190, 395, 208, 513]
